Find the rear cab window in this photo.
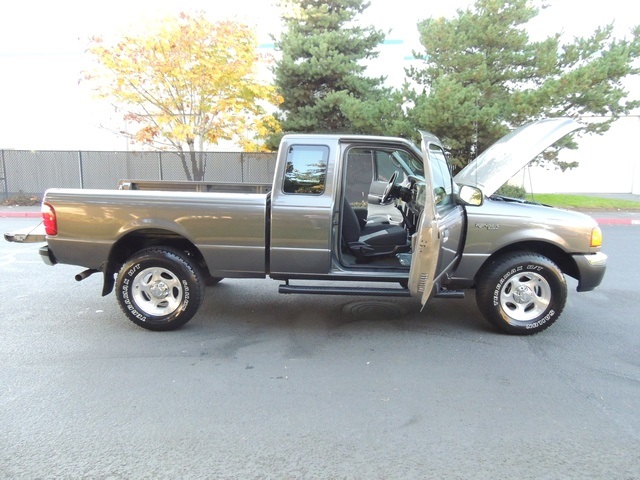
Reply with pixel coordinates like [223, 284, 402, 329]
[283, 145, 329, 194]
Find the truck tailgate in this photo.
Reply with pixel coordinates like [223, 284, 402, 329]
[4, 222, 46, 243]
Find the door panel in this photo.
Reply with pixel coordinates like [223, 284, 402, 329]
[408, 207, 441, 306]
[433, 204, 465, 281]
[409, 132, 465, 306]
[408, 137, 440, 306]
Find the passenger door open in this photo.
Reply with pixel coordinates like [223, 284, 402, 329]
[408, 132, 442, 306]
[408, 132, 464, 307]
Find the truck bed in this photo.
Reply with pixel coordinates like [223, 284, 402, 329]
[44, 187, 271, 277]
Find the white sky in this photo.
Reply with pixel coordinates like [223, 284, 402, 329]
[0, 0, 636, 150]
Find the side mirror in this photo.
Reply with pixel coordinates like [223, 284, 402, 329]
[458, 184, 483, 206]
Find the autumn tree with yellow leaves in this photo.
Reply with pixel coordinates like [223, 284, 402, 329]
[86, 12, 281, 181]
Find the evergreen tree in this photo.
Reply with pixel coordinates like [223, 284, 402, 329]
[407, 0, 640, 170]
[272, 0, 407, 138]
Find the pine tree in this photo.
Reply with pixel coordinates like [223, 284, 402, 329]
[273, 0, 404, 136]
[408, 0, 640, 170]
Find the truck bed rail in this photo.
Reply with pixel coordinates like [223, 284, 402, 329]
[118, 180, 272, 195]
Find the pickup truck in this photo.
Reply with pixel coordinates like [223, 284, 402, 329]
[5, 118, 607, 334]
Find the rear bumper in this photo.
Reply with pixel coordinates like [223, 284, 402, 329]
[573, 252, 607, 292]
[39, 245, 58, 266]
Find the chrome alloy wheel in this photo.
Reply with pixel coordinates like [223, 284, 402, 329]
[131, 267, 183, 316]
[499, 271, 551, 322]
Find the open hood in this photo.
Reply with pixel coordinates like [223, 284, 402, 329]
[454, 118, 582, 197]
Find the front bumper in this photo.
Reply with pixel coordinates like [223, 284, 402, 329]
[573, 252, 607, 292]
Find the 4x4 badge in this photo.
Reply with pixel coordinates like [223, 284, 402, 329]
[475, 223, 500, 230]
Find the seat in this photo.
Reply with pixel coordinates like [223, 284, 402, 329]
[342, 198, 409, 258]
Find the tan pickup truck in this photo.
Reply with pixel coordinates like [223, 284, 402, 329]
[5, 118, 607, 334]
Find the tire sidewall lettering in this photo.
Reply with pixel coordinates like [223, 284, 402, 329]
[525, 309, 555, 330]
[183, 280, 190, 308]
[123, 261, 148, 322]
[127, 263, 141, 277]
[119, 276, 148, 323]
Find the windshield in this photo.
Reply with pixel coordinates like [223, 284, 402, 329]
[391, 150, 424, 178]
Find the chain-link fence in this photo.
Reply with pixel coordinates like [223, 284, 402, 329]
[0, 150, 277, 199]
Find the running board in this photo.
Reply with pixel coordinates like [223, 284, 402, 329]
[433, 288, 465, 299]
[279, 284, 411, 297]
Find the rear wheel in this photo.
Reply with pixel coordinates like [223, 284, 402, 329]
[476, 252, 567, 335]
[116, 247, 204, 331]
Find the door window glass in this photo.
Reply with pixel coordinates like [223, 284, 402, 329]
[428, 144, 453, 207]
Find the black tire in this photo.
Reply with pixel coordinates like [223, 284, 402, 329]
[115, 247, 204, 331]
[476, 252, 567, 335]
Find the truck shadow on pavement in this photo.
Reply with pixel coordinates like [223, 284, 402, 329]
[188, 279, 493, 345]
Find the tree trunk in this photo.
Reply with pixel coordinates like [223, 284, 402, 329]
[178, 150, 193, 182]
[187, 140, 204, 181]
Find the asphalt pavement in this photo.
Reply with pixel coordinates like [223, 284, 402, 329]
[1, 217, 639, 479]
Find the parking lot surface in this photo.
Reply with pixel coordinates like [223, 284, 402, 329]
[1, 218, 639, 479]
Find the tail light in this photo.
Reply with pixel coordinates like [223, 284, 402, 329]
[42, 202, 58, 236]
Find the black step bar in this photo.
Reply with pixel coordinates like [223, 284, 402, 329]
[279, 283, 411, 297]
[278, 283, 465, 299]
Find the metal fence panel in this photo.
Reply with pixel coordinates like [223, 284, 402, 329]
[1, 150, 277, 199]
[0, 150, 6, 199]
[203, 152, 243, 182]
[81, 151, 161, 189]
[243, 152, 278, 183]
[159, 151, 193, 181]
[4, 151, 82, 196]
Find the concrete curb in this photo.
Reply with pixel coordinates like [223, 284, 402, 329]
[593, 217, 640, 226]
[0, 211, 41, 218]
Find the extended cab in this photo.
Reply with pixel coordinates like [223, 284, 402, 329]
[5, 118, 607, 334]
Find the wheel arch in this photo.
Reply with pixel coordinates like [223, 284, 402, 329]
[102, 228, 210, 295]
[476, 240, 578, 284]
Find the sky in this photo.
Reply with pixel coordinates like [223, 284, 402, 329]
[0, 0, 636, 151]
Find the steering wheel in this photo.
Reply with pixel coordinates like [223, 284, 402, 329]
[381, 170, 399, 204]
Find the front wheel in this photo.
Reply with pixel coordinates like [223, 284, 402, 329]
[116, 247, 204, 331]
[476, 252, 567, 335]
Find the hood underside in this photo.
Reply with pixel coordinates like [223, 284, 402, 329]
[454, 118, 583, 197]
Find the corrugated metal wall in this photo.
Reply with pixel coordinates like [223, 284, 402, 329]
[0, 150, 277, 198]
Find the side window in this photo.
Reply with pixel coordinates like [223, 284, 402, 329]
[283, 145, 329, 194]
[428, 144, 453, 208]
